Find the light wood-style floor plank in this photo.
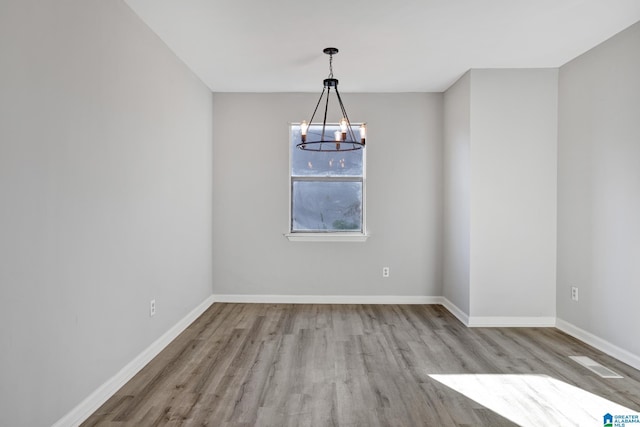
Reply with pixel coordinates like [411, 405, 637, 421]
[82, 304, 640, 426]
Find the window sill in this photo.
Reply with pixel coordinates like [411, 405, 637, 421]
[285, 232, 369, 242]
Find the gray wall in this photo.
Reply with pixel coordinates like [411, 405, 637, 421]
[443, 69, 558, 322]
[557, 22, 640, 356]
[443, 72, 471, 314]
[212, 93, 443, 297]
[469, 69, 558, 319]
[0, 1, 213, 426]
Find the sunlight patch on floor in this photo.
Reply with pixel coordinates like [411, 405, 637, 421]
[430, 374, 639, 426]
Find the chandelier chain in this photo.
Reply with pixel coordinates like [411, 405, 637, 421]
[328, 53, 334, 78]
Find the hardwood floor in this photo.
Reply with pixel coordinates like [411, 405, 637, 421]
[82, 304, 640, 426]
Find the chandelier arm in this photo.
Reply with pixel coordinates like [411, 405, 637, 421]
[307, 87, 327, 128]
[321, 87, 331, 145]
[334, 87, 359, 144]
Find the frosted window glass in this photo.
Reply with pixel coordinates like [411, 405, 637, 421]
[292, 181, 362, 232]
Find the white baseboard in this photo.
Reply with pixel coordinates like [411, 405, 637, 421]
[212, 294, 443, 305]
[467, 316, 556, 327]
[556, 318, 640, 371]
[441, 298, 470, 326]
[437, 299, 554, 327]
[53, 295, 215, 427]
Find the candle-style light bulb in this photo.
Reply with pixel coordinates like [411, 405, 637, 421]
[359, 123, 367, 144]
[300, 120, 308, 142]
[334, 130, 341, 150]
[339, 118, 348, 141]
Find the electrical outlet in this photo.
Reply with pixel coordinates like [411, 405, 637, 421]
[382, 267, 390, 278]
[571, 287, 579, 302]
[150, 299, 156, 317]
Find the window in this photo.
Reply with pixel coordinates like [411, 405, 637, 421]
[287, 123, 367, 241]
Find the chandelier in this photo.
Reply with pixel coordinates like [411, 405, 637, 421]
[297, 47, 366, 152]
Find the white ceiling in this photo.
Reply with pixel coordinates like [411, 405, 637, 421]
[123, 0, 640, 92]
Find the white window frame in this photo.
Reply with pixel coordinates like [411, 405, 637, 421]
[285, 122, 368, 242]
